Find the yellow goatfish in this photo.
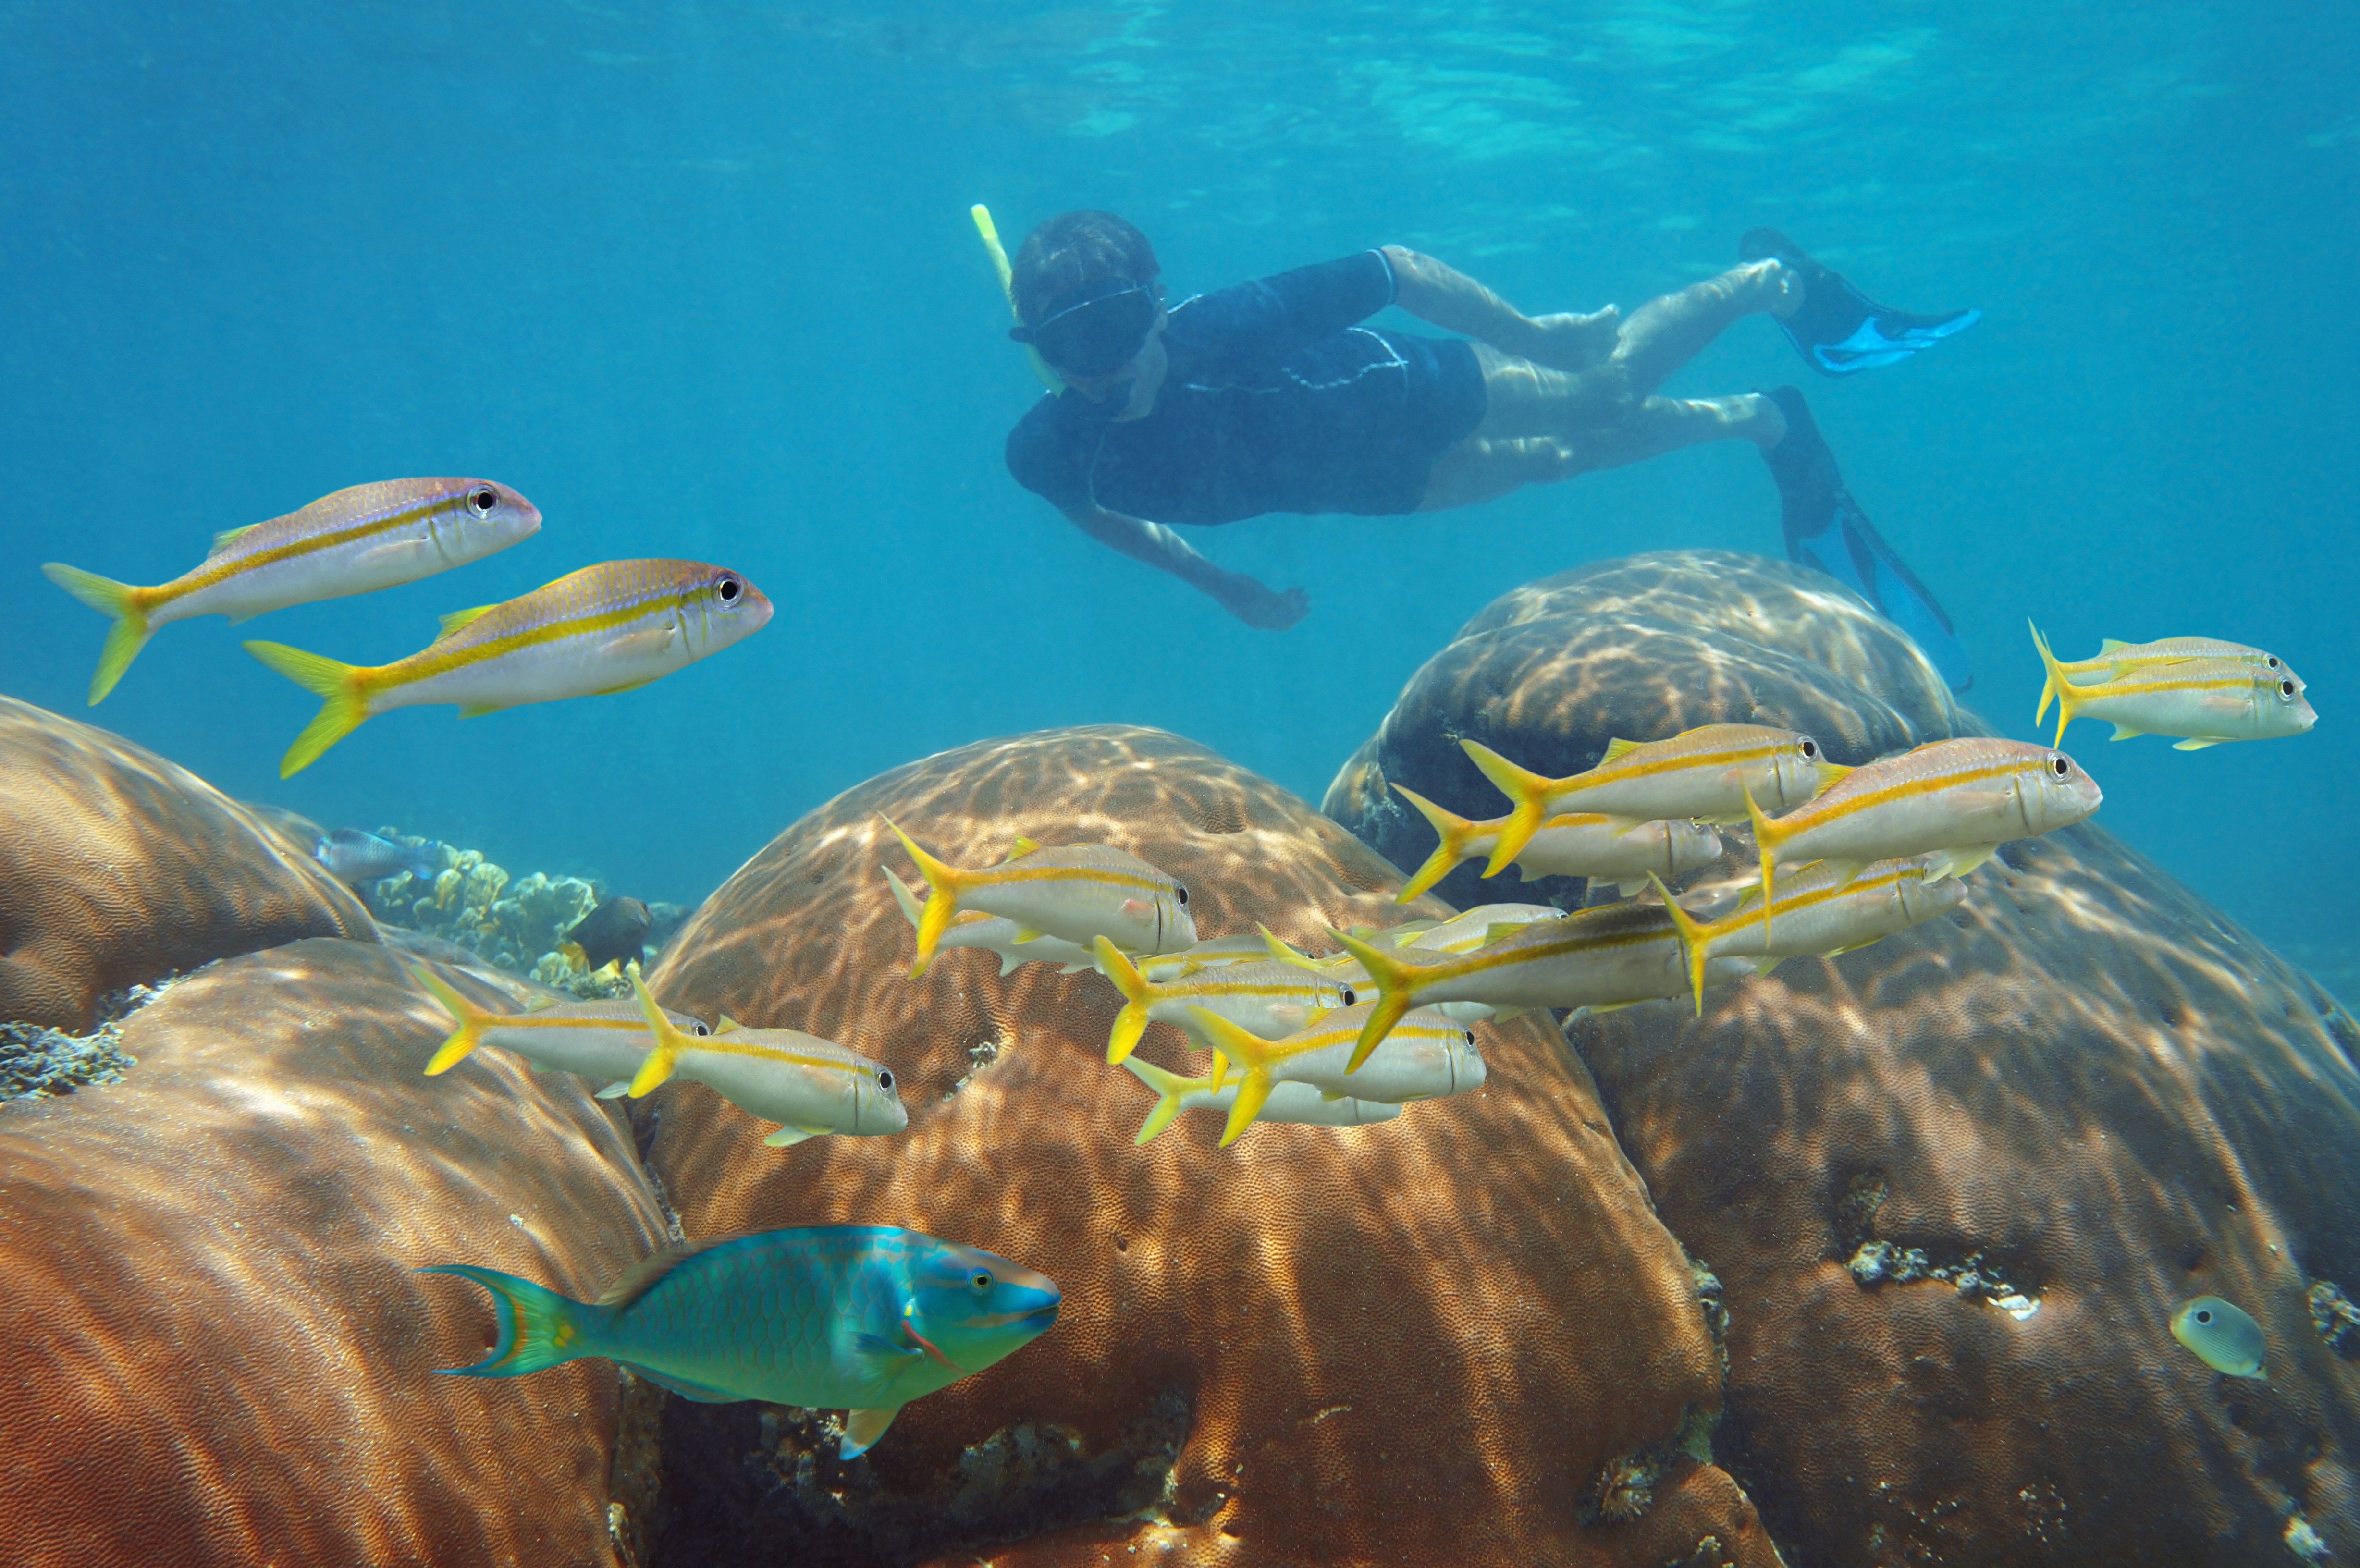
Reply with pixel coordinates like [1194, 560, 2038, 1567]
[1332, 904, 1761, 1069]
[1462, 724, 1843, 878]
[2030, 625, 2314, 751]
[885, 823, 1195, 978]
[628, 974, 906, 1147]
[1093, 936, 1354, 1068]
[243, 559, 771, 777]
[1391, 784, 1722, 903]
[2031, 622, 2296, 726]
[410, 965, 709, 1088]
[1183, 1004, 1485, 1147]
[1743, 737, 2102, 915]
[880, 866, 1097, 975]
[1649, 858, 1970, 1014]
[43, 478, 541, 704]
[1135, 932, 1299, 980]
[1121, 1055, 1402, 1145]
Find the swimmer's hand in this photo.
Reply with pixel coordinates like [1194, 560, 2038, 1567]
[1518, 306, 1622, 372]
[1223, 578, 1310, 632]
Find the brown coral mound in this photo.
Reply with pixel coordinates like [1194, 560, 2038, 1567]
[0, 696, 374, 1030]
[1333, 550, 2360, 1564]
[1321, 550, 1961, 911]
[0, 937, 671, 1568]
[639, 725, 1781, 1568]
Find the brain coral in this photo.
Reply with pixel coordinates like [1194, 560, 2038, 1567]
[0, 937, 671, 1568]
[637, 725, 1782, 1568]
[1330, 549, 2360, 1565]
[0, 696, 375, 1030]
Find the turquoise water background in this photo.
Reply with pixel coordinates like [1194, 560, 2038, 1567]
[3, 2, 2351, 994]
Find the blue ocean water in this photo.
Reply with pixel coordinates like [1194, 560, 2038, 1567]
[2, 1, 2351, 995]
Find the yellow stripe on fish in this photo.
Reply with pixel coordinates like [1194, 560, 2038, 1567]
[2029, 621, 2295, 726]
[885, 822, 1194, 978]
[242, 559, 771, 776]
[409, 964, 707, 1084]
[1460, 723, 1842, 879]
[42, 478, 541, 704]
[1120, 1056, 1401, 1144]
[1093, 936, 1353, 1072]
[627, 973, 906, 1146]
[1180, 1004, 1485, 1147]
[2029, 624, 2315, 750]
[1389, 784, 1724, 904]
[1741, 737, 2102, 917]
[879, 865, 1097, 976]
[1649, 857, 1970, 1014]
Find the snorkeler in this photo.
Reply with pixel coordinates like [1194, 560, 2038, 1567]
[999, 212, 1979, 689]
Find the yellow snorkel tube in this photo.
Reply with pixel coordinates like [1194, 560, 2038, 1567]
[972, 203, 1064, 392]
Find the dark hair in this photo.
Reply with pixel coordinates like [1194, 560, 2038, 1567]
[1010, 211, 1160, 325]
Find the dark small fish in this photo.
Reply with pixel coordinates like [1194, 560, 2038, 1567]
[566, 895, 652, 973]
[315, 828, 442, 885]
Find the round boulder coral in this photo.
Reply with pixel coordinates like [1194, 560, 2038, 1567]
[638, 725, 1781, 1568]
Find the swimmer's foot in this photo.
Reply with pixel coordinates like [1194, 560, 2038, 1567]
[1760, 386, 1973, 692]
[1740, 229, 1980, 377]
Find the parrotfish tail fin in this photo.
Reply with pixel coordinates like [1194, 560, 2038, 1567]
[1647, 875, 1713, 1017]
[407, 842, 446, 882]
[416, 1264, 599, 1377]
[1458, 739, 1552, 877]
[1094, 936, 1155, 1065]
[1328, 929, 1416, 1074]
[2027, 622, 2077, 748]
[1759, 387, 1972, 694]
[625, 969, 688, 1097]
[1182, 1007, 1277, 1148]
[1121, 1056, 1193, 1146]
[1741, 781, 1780, 936]
[840, 1405, 903, 1459]
[880, 864, 925, 931]
[409, 964, 490, 1076]
[881, 816, 965, 977]
[1740, 228, 1981, 377]
[242, 640, 370, 778]
[42, 563, 153, 705]
[1390, 784, 1478, 904]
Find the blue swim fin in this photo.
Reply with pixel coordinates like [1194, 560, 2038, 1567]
[1762, 387, 1973, 693]
[1741, 229, 1979, 377]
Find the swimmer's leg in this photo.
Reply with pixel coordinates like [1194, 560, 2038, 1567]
[1607, 261, 1800, 398]
[1761, 386, 1973, 691]
[1416, 394, 1781, 511]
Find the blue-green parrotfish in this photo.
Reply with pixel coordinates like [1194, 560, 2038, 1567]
[2171, 1296, 2267, 1380]
[422, 1226, 1059, 1458]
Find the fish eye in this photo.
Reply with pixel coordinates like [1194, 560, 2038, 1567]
[1174, 885, 1189, 905]
[2050, 756, 2072, 777]
[1463, 1030, 1476, 1046]
[877, 1069, 895, 1092]
[2195, 1309, 2213, 1324]
[2279, 679, 2296, 699]
[714, 574, 742, 604]
[469, 486, 498, 514]
[691, 1021, 710, 1036]
[1798, 738, 1819, 759]
[2267, 656, 2282, 670]
[1340, 986, 1357, 1006]
[971, 1270, 993, 1291]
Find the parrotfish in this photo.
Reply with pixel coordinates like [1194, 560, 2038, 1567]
[1743, 737, 2102, 914]
[1390, 784, 1723, 904]
[42, 478, 541, 704]
[244, 558, 772, 777]
[1333, 904, 1761, 1069]
[422, 1225, 1059, 1458]
[316, 827, 444, 885]
[1461, 724, 1843, 877]
[2030, 625, 2314, 750]
[1093, 936, 1355, 1066]
[2171, 1295, 2267, 1380]
[628, 974, 906, 1147]
[879, 865, 1097, 976]
[411, 964, 709, 1089]
[884, 821, 1195, 978]
[1181, 1003, 1485, 1147]
[2031, 623, 2297, 726]
[563, 895, 653, 975]
[1120, 1055, 1400, 1145]
[1650, 857, 1970, 1013]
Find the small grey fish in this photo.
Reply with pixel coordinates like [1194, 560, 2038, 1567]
[565, 895, 652, 973]
[315, 827, 443, 885]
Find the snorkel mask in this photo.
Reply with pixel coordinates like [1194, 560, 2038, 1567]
[1009, 280, 1156, 378]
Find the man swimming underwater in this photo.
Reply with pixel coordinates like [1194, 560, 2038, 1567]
[1000, 212, 1979, 689]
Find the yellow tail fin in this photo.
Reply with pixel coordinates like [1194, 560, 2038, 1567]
[409, 964, 492, 1075]
[2027, 622, 2078, 748]
[1183, 1007, 1279, 1148]
[881, 817, 968, 977]
[42, 563, 154, 705]
[626, 970, 688, 1097]
[1646, 875, 1715, 1017]
[1094, 936, 1157, 1064]
[243, 640, 370, 777]
[2028, 617, 2061, 728]
[1120, 1056, 1196, 1145]
[1459, 739, 1554, 878]
[1391, 784, 1485, 903]
[1741, 780, 1781, 935]
[972, 203, 1064, 392]
[1327, 928, 1419, 1073]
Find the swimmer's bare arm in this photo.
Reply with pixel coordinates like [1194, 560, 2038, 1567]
[1063, 503, 1309, 631]
[1380, 245, 1620, 372]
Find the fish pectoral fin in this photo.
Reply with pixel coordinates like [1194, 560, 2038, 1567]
[590, 679, 656, 698]
[628, 1364, 741, 1403]
[1611, 879, 1647, 898]
[1319, 1089, 1346, 1102]
[2108, 723, 2148, 741]
[456, 703, 509, 718]
[1058, 962, 1092, 974]
[1926, 844, 2000, 882]
[850, 1332, 924, 1361]
[594, 1080, 633, 1100]
[523, 993, 562, 1012]
[1602, 816, 1651, 838]
[762, 1126, 824, 1147]
[1119, 898, 1155, 918]
[1011, 927, 1045, 944]
[597, 626, 680, 661]
[1751, 956, 1785, 976]
[1819, 860, 1868, 891]
[839, 1405, 903, 1460]
[2172, 736, 2226, 751]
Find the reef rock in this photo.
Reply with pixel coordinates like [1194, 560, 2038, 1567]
[1333, 549, 2360, 1565]
[0, 696, 374, 1030]
[1322, 550, 1961, 911]
[0, 937, 671, 1568]
[638, 725, 1781, 1568]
